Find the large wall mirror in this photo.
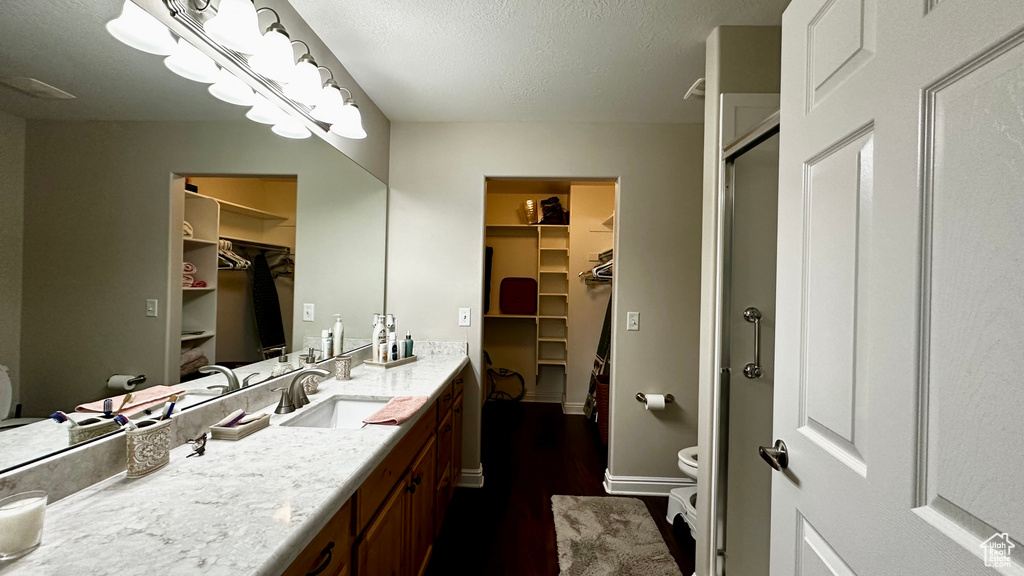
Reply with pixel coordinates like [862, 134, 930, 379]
[0, 0, 387, 473]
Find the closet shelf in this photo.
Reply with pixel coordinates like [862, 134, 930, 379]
[539, 292, 568, 297]
[484, 314, 536, 319]
[183, 237, 218, 246]
[539, 247, 568, 251]
[539, 270, 568, 275]
[186, 191, 288, 221]
[183, 287, 216, 292]
[181, 331, 215, 342]
[538, 315, 568, 320]
[537, 359, 567, 366]
[538, 337, 567, 343]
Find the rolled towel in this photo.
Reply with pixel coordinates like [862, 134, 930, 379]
[183, 221, 194, 238]
[183, 275, 194, 287]
[363, 396, 430, 426]
[180, 345, 204, 366]
[180, 355, 210, 377]
[183, 262, 197, 274]
[192, 280, 207, 288]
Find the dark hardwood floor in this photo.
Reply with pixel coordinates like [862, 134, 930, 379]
[427, 401, 695, 575]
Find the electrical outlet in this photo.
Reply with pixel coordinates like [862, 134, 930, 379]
[459, 308, 471, 327]
[627, 311, 640, 331]
[303, 303, 315, 322]
[146, 299, 158, 318]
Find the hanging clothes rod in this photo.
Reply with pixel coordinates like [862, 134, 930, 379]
[220, 236, 291, 253]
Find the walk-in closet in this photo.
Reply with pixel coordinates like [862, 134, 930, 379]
[173, 176, 297, 383]
[483, 179, 615, 419]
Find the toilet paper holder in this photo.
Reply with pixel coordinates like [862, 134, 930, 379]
[635, 392, 674, 404]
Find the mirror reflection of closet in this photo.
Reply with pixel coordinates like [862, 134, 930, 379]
[177, 176, 298, 383]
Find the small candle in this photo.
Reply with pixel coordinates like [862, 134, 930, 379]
[0, 491, 47, 560]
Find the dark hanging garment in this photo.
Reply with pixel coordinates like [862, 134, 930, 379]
[484, 246, 494, 314]
[250, 253, 287, 357]
[584, 298, 613, 422]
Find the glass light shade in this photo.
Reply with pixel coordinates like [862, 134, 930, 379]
[329, 102, 367, 139]
[246, 95, 287, 124]
[310, 85, 345, 123]
[106, 1, 176, 56]
[248, 28, 294, 83]
[282, 59, 322, 105]
[164, 39, 220, 83]
[204, 0, 262, 55]
[208, 69, 256, 106]
[271, 116, 311, 139]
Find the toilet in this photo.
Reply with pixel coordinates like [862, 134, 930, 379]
[668, 446, 699, 539]
[0, 364, 41, 430]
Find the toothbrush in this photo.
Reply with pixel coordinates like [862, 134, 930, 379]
[49, 411, 79, 428]
[213, 409, 246, 428]
[113, 392, 133, 416]
[112, 414, 137, 431]
[160, 395, 179, 421]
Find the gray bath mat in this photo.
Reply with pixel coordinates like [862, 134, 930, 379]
[551, 495, 683, 576]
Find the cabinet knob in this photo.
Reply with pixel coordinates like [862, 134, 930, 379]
[407, 483, 417, 494]
[454, 378, 463, 385]
[306, 542, 334, 576]
[443, 424, 451, 433]
[454, 408, 461, 414]
[443, 393, 452, 401]
[412, 475, 422, 485]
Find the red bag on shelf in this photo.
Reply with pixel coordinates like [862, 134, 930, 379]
[499, 278, 538, 315]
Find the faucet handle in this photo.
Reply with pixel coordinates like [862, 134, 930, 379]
[242, 373, 263, 388]
[273, 387, 295, 414]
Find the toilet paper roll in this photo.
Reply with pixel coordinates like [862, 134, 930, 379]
[645, 393, 666, 411]
[107, 375, 139, 392]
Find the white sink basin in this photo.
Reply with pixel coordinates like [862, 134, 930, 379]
[281, 396, 390, 430]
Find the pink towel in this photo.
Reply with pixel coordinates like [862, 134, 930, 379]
[183, 275, 194, 287]
[363, 396, 429, 426]
[183, 262, 197, 274]
[76, 385, 185, 418]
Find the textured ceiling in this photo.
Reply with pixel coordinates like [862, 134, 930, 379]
[0, 0, 246, 121]
[290, 0, 789, 123]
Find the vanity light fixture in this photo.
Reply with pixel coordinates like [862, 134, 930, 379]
[245, 94, 287, 124]
[271, 114, 312, 139]
[208, 68, 257, 106]
[330, 99, 367, 140]
[106, 0, 177, 56]
[282, 43, 322, 106]
[203, 0, 262, 55]
[310, 71, 345, 123]
[247, 9, 295, 84]
[164, 38, 220, 83]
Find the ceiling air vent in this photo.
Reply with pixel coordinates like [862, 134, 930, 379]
[0, 77, 76, 100]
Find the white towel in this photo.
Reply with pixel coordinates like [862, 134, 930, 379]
[183, 221, 194, 238]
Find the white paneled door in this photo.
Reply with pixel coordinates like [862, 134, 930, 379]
[771, 1, 1024, 575]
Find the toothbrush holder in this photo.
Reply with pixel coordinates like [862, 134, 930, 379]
[126, 419, 172, 478]
[68, 417, 120, 446]
[334, 356, 352, 381]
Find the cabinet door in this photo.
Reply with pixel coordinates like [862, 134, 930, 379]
[435, 462, 452, 537]
[283, 499, 353, 576]
[452, 393, 464, 487]
[356, 482, 406, 576]
[408, 435, 437, 576]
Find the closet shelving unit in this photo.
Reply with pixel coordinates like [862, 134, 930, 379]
[180, 193, 220, 368]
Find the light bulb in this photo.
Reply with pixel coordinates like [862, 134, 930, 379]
[248, 23, 294, 83]
[204, 0, 262, 55]
[246, 94, 287, 124]
[106, 0, 176, 56]
[208, 68, 256, 106]
[282, 55, 322, 106]
[330, 101, 367, 139]
[272, 116, 311, 139]
[164, 39, 220, 83]
[310, 82, 345, 123]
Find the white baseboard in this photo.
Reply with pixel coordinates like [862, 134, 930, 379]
[456, 465, 485, 488]
[522, 392, 562, 403]
[602, 468, 694, 496]
[561, 401, 586, 415]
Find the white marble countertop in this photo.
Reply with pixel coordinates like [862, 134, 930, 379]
[0, 353, 468, 576]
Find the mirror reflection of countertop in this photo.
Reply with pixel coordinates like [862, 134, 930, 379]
[0, 353, 468, 576]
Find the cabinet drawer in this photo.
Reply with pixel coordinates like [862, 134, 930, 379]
[357, 402, 436, 533]
[452, 376, 464, 399]
[436, 409, 453, 482]
[283, 499, 353, 576]
[436, 383, 454, 421]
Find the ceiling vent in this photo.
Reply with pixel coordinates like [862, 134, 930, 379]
[0, 77, 76, 100]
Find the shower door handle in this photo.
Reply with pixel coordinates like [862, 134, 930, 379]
[743, 307, 763, 379]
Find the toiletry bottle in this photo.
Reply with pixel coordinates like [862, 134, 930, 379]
[404, 332, 414, 358]
[386, 314, 396, 338]
[379, 343, 389, 364]
[321, 329, 332, 360]
[270, 354, 293, 377]
[389, 332, 399, 361]
[372, 314, 386, 362]
[332, 314, 344, 356]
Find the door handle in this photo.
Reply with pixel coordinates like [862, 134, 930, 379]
[759, 439, 788, 471]
[743, 307, 763, 379]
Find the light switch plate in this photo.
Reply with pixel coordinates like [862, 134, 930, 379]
[146, 299, 158, 318]
[627, 311, 640, 331]
[303, 303, 315, 322]
[459, 308, 471, 327]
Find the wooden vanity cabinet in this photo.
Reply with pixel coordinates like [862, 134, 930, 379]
[283, 499, 354, 576]
[452, 391, 464, 487]
[408, 435, 437, 576]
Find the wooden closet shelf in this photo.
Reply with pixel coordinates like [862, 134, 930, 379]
[186, 191, 288, 221]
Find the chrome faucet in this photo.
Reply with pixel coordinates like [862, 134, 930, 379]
[287, 368, 329, 409]
[198, 365, 241, 393]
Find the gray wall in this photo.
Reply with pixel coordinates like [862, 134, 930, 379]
[387, 122, 704, 481]
[0, 110, 25, 416]
[21, 120, 385, 415]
